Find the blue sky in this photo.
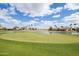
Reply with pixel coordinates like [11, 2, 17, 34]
[0, 3, 79, 29]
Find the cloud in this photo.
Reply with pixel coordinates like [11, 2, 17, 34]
[64, 3, 79, 10]
[2, 3, 79, 29]
[52, 7, 63, 14]
[64, 12, 79, 23]
[0, 9, 8, 16]
[0, 8, 21, 27]
[0, 23, 14, 28]
[9, 3, 53, 17]
[0, 8, 40, 28]
[33, 18, 40, 21]
[53, 14, 60, 18]
[9, 3, 63, 17]
[21, 20, 39, 27]
[40, 20, 58, 29]
[41, 20, 53, 25]
[8, 7, 17, 15]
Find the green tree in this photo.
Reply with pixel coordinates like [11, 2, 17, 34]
[48, 26, 53, 31]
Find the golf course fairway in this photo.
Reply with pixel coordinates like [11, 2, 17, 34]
[0, 31, 79, 56]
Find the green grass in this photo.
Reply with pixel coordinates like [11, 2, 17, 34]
[0, 31, 79, 43]
[0, 31, 79, 56]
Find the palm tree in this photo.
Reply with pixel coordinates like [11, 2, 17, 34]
[60, 26, 64, 31]
[74, 23, 77, 31]
[0, 24, 2, 30]
[74, 23, 76, 26]
[48, 26, 53, 31]
[70, 24, 72, 27]
[54, 25, 57, 31]
[70, 24, 72, 31]
[30, 24, 31, 26]
[54, 25, 57, 28]
[28, 24, 31, 30]
[61, 26, 64, 29]
[13, 26, 19, 30]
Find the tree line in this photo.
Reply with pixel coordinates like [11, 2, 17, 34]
[0, 23, 79, 32]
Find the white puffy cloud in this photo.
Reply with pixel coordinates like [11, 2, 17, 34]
[9, 3, 63, 17]
[64, 12, 79, 23]
[64, 3, 79, 10]
[33, 18, 39, 21]
[0, 8, 40, 28]
[0, 8, 21, 27]
[53, 14, 60, 18]
[10, 3, 53, 17]
[0, 9, 8, 16]
[0, 3, 64, 28]
[0, 23, 14, 28]
[52, 7, 63, 14]
[28, 20, 38, 25]
[8, 7, 17, 15]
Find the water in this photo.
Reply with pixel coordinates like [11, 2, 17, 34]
[71, 32, 79, 35]
[48, 31, 67, 34]
[41, 31, 79, 35]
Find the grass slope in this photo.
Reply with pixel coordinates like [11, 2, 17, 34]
[0, 31, 79, 56]
[0, 38, 79, 56]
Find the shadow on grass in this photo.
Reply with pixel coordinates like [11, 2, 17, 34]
[0, 38, 79, 56]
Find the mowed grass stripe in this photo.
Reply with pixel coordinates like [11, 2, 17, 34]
[0, 38, 79, 56]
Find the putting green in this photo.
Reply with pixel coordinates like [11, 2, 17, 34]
[0, 31, 79, 44]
